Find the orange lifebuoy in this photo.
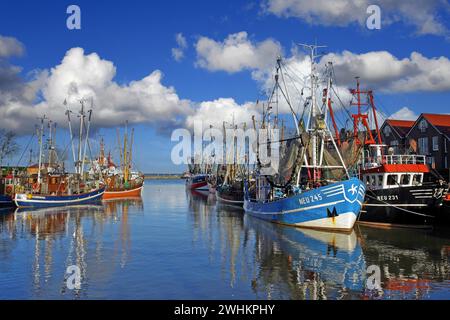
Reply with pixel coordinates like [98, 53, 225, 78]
[5, 185, 12, 194]
[32, 182, 40, 192]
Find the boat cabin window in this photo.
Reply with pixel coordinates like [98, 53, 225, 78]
[413, 174, 422, 185]
[377, 175, 383, 187]
[400, 174, 410, 185]
[387, 174, 398, 186]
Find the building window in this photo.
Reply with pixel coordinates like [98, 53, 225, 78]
[371, 175, 376, 186]
[418, 137, 429, 155]
[427, 156, 435, 166]
[383, 126, 391, 137]
[377, 175, 383, 187]
[432, 136, 439, 151]
[391, 140, 399, 153]
[419, 119, 428, 133]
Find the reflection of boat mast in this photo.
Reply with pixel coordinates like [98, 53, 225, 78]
[120, 201, 130, 268]
[33, 223, 41, 291]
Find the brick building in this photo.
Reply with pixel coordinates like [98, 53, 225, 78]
[380, 119, 414, 154]
[406, 114, 450, 171]
[380, 114, 450, 173]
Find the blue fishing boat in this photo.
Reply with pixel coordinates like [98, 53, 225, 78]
[244, 46, 366, 232]
[0, 194, 14, 208]
[244, 178, 365, 231]
[14, 186, 105, 208]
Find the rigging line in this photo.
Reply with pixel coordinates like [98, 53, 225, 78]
[283, 61, 308, 84]
[283, 67, 308, 88]
[15, 133, 36, 167]
[364, 192, 434, 218]
[331, 85, 353, 121]
[280, 67, 306, 104]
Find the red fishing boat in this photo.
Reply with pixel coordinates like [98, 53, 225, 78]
[95, 125, 144, 200]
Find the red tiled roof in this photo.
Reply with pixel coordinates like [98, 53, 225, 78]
[386, 119, 415, 128]
[422, 113, 450, 127]
[386, 119, 415, 136]
[421, 113, 450, 138]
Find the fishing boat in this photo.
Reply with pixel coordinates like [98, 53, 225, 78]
[359, 153, 446, 228]
[94, 126, 144, 200]
[186, 173, 209, 191]
[345, 79, 447, 228]
[244, 46, 366, 232]
[0, 194, 14, 208]
[215, 121, 248, 206]
[185, 155, 210, 191]
[14, 100, 105, 208]
[14, 187, 105, 208]
[216, 180, 245, 205]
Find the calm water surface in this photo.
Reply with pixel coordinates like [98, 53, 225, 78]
[0, 179, 449, 299]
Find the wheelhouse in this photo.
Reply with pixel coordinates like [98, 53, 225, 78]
[361, 155, 429, 190]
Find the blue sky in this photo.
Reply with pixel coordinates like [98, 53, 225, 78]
[0, 0, 450, 172]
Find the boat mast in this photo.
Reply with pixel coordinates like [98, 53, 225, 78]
[123, 121, 129, 183]
[80, 99, 93, 176]
[129, 127, 134, 178]
[301, 44, 349, 180]
[64, 100, 77, 165]
[77, 100, 85, 175]
[37, 115, 46, 184]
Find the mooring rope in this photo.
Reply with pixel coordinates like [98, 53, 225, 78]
[364, 190, 435, 218]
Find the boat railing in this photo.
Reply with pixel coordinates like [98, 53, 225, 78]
[383, 155, 426, 165]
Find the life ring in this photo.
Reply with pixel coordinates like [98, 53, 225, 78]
[32, 182, 40, 192]
[5, 185, 12, 194]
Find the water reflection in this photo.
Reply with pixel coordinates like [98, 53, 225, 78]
[0, 181, 449, 299]
[356, 225, 450, 299]
[186, 188, 450, 300]
[245, 216, 366, 299]
[0, 198, 143, 299]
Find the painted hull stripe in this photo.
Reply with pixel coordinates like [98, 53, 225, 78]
[15, 191, 104, 206]
[246, 199, 346, 215]
[364, 203, 428, 207]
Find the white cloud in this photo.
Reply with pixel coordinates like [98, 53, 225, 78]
[322, 50, 450, 92]
[388, 107, 418, 120]
[185, 98, 260, 129]
[172, 33, 188, 62]
[0, 46, 193, 133]
[264, 0, 450, 36]
[0, 35, 24, 58]
[195, 31, 282, 73]
[0, 38, 260, 136]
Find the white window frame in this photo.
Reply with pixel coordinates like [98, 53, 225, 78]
[418, 137, 429, 155]
[432, 136, 439, 151]
[419, 119, 428, 133]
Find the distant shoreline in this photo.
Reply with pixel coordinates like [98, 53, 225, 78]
[144, 174, 183, 180]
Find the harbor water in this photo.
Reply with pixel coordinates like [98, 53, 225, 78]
[0, 179, 449, 299]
